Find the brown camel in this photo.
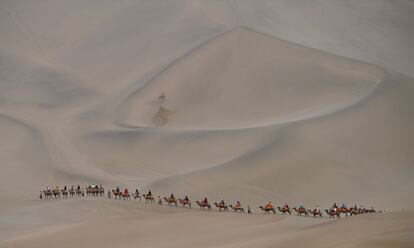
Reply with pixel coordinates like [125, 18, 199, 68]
[76, 188, 84, 197]
[164, 197, 178, 206]
[132, 192, 141, 201]
[350, 207, 359, 216]
[228, 205, 244, 213]
[277, 206, 291, 215]
[112, 190, 122, 200]
[214, 202, 228, 211]
[178, 198, 191, 208]
[69, 189, 75, 197]
[195, 201, 211, 209]
[43, 190, 53, 199]
[308, 209, 323, 217]
[61, 189, 68, 199]
[52, 189, 60, 198]
[259, 206, 276, 214]
[122, 192, 130, 200]
[337, 207, 350, 217]
[292, 207, 309, 216]
[325, 209, 341, 218]
[143, 194, 155, 203]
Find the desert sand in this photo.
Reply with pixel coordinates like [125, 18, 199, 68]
[1, 1, 414, 247]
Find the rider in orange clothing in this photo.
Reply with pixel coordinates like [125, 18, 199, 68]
[265, 202, 273, 210]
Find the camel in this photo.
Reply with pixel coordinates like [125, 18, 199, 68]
[308, 209, 323, 217]
[75, 188, 84, 197]
[349, 207, 359, 216]
[143, 194, 155, 203]
[112, 190, 122, 200]
[277, 206, 291, 215]
[61, 189, 68, 199]
[178, 198, 191, 208]
[132, 192, 141, 201]
[122, 192, 130, 200]
[52, 189, 61, 198]
[292, 207, 309, 216]
[228, 205, 244, 213]
[259, 206, 276, 214]
[43, 190, 53, 199]
[214, 202, 228, 211]
[337, 207, 350, 217]
[195, 201, 211, 209]
[164, 197, 178, 206]
[325, 209, 341, 218]
[86, 186, 104, 197]
[69, 189, 75, 197]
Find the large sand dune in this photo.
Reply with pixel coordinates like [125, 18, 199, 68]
[0, 0, 413, 247]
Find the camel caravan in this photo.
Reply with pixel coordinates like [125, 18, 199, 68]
[40, 184, 102, 199]
[39, 185, 382, 218]
[257, 202, 381, 218]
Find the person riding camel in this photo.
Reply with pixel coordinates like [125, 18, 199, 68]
[64, 185, 67, 191]
[341, 203, 347, 209]
[123, 188, 129, 195]
[265, 202, 273, 210]
[116, 186, 120, 193]
[70, 185, 74, 191]
[77, 185, 80, 190]
[283, 203, 290, 209]
[148, 190, 152, 196]
[299, 203, 305, 211]
[201, 197, 208, 206]
[184, 196, 189, 202]
[47, 186, 51, 191]
[235, 201, 241, 208]
[316, 205, 320, 212]
[135, 189, 139, 196]
[332, 204, 338, 213]
[220, 199, 225, 206]
[170, 193, 175, 200]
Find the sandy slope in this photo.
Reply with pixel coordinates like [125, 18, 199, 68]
[0, 0, 414, 247]
[0, 198, 412, 248]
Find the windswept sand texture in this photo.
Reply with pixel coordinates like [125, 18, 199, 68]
[0, 1, 414, 247]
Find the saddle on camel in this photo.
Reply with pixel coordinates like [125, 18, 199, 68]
[196, 198, 211, 209]
[214, 201, 228, 211]
[259, 202, 276, 214]
[178, 197, 191, 208]
[164, 193, 178, 206]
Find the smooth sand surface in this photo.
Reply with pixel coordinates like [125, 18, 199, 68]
[1, 0, 413, 247]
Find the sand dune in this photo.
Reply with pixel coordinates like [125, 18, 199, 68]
[0, 0, 413, 247]
[0, 199, 412, 248]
